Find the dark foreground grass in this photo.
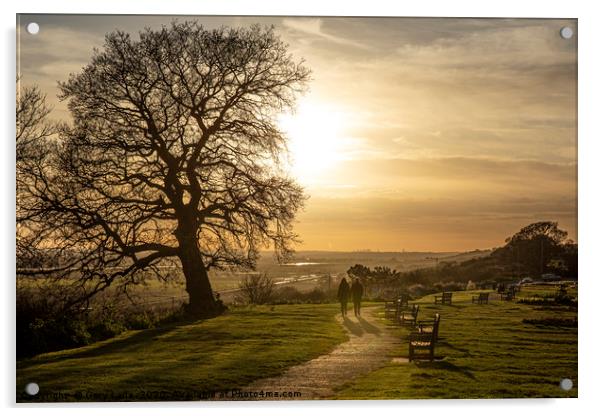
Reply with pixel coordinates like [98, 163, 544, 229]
[335, 290, 577, 399]
[17, 304, 346, 402]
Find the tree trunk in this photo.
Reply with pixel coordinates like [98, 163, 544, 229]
[176, 227, 221, 318]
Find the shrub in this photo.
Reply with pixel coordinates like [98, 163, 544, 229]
[433, 281, 465, 292]
[16, 284, 187, 358]
[125, 311, 156, 330]
[271, 286, 303, 303]
[303, 288, 330, 303]
[476, 280, 496, 290]
[236, 273, 275, 305]
[87, 320, 126, 340]
[407, 284, 437, 298]
[16, 286, 92, 358]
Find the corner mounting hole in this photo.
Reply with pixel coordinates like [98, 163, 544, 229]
[25, 382, 39, 396]
[560, 378, 573, 391]
[560, 27, 573, 39]
[26, 22, 40, 35]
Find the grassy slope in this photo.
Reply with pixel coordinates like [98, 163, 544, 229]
[335, 288, 577, 399]
[17, 304, 346, 402]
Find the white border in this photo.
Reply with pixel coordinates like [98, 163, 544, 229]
[3, 1, 601, 415]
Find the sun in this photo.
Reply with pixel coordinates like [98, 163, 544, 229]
[278, 99, 348, 184]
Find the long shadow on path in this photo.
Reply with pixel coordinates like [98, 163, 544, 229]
[342, 317, 364, 336]
[240, 307, 400, 400]
[358, 316, 381, 335]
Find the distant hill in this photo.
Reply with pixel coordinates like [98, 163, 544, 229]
[255, 249, 493, 276]
[437, 249, 493, 263]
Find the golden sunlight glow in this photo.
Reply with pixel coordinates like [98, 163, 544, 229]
[279, 99, 348, 184]
[20, 16, 577, 251]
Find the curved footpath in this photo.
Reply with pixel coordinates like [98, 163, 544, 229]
[236, 306, 402, 400]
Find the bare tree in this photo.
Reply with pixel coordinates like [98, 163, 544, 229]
[22, 22, 310, 317]
[237, 274, 275, 305]
[16, 82, 58, 268]
[16, 82, 54, 164]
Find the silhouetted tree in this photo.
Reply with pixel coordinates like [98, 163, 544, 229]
[16, 83, 55, 165]
[505, 221, 568, 245]
[347, 264, 372, 283]
[16, 82, 59, 270]
[493, 221, 572, 277]
[561, 240, 578, 278]
[372, 266, 400, 284]
[21, 23, 310, 317]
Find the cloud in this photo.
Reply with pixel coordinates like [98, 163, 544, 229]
[281, 18, 369, 49]
[311, 156, 576, 198]
[17, 15, 577, 251]
[299, 21, 577, 164]
[19, 26, 105, 120]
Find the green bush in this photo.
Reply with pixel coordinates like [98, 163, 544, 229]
[17, 286, 185, 359]
[433, 281, 466, 292]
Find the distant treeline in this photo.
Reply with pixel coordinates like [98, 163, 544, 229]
[347, 221, 577, 289]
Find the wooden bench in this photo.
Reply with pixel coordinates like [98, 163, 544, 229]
[434, 292, 452, 305]
[398, 293, 409, 308]
[417, 313, 441, 342]
[409, 317, 440, 362]
[502, 291, 515, 301]
[384, 294, 410, 320]
[501, 287, 516, 301]
[471, 292, 489, 304]
[384, 299, 399, 320]
[398, 304, 419, 327]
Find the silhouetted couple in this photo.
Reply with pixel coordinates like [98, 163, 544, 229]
[337, 277, 364, 317]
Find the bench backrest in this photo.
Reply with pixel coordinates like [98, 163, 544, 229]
[432, 313, 441, 339]
[479, 292, 489, 300]
[409, 332, 433, 343]
[443, 292, 452, 300]
[413, 314, 439, 343]
[399, 294, 409, 307]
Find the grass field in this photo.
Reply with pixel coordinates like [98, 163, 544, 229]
[519, 283, 578, 300]
[335, 287, 577, 399]
[16, 304, 346, 402]
[17, 285, 577, 401]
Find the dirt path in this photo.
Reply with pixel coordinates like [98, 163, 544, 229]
[237, 306, 402, 400]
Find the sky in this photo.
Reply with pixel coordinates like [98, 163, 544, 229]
[17, 15, 577, 252]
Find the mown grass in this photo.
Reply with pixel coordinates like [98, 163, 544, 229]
[17, 285, 578, 401]
[335, 288, 577, 399]
[17, 304, 346, 402]
[519, 283, 577, 300]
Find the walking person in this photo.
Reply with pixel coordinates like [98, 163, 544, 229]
[351, 278, 364, 317]
[337, 277, 350, 317]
